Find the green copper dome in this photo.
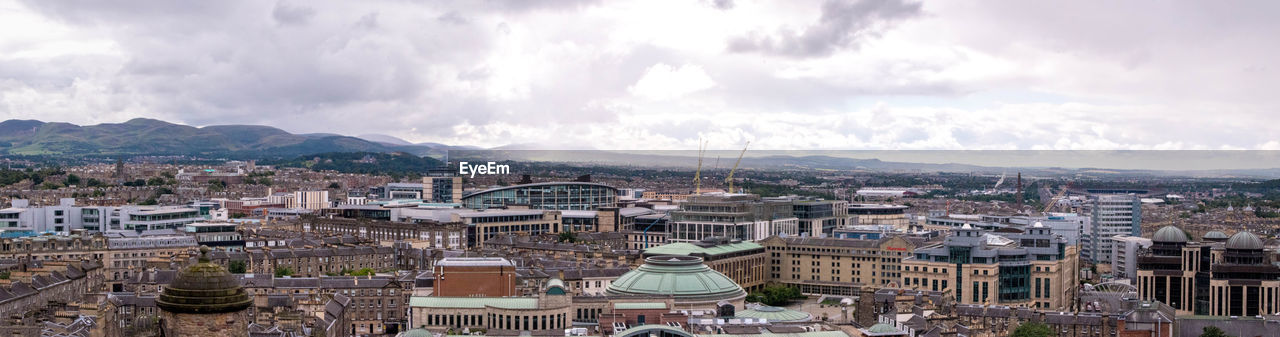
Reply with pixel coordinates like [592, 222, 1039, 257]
[735, 305, 811, 322]
[1152, 226, 1189, 243]
[157, 246, 252, 314]
[606, 255, 746, 303]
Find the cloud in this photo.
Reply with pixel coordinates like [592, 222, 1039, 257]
[728, 0, 922, 58]
[272, 2, 316, 26]
[629, 63, 717, 100]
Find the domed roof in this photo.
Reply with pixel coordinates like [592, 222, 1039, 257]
[735, 305, 811, 322]
[1226, 231, 1264, 250]
[605, 255, 745, 303]
[1203, 231, 1229, 240]
[157, 246, 251, 314]
[1152, 226, 1189, 243]
[867, 323, 899, 333]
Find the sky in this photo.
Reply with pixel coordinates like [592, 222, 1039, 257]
[1, 0, 1277, 151]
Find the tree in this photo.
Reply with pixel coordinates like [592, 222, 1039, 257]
[1199, 326, 1229, 337]
[558, 231, 578, 243]
[1011, 322, 1053, 337]
[228, 260, 247, 274]
[350, 268, 376, 276]
[327, 182, 342, 189]
[146, 177, 166, 186]
[65, 174, 81, 186]
[274, 267, 294, 277]
[748, 284, 805, 306]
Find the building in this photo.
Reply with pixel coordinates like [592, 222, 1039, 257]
[901, 223, 1079, 310]
[155, 246, 252, 337]
[1110, 235, 1152, 281]
[423, 174, 463, 203]
[847, 204, 909, 230]
[605, 255, 747, 310]
[669, 194, 797, 243]
[462, 182, 619, 210]
[408, 280, 572, 332]
[758, 235, 917, 296]
[297, 215, 467, 249]
[1135, 226, 1207, 316]
[433, 257, 518, 297]
[792, 199, 849, 236]
[1208, 231, 1280, 317]
[183, 222, 244, 250]
[290, 190, 331, 210]
[1085, 194, 1141, 264]
[1, 199, 204, 234]
[641, 237, 767, 291]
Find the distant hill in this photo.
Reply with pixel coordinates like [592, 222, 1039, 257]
[268, 152, 444, 175]
[0, 118, 439, 159]
[357, 134, 413, 146]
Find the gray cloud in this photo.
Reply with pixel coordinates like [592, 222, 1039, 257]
[272, 2, 316, 26]
[728, 0, 922, 57]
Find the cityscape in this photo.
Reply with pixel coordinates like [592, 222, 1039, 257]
[1, 1, 1277, 337]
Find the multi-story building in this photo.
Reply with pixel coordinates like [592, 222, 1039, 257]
[1207, 231, 1280, 317]
[901, 223, 1078, 310]
[1136, 226, 1280, 317]
[1, 199, 204, 234]
[239, 275, 411, 335]
[1085, 194, 1141, 264]
[408, 280, 573, 332]
[461, 182, 619, 210]
[209, 245, 396, 278]
[1135, 226, 1207, 316]
[1110, 234, 1152, 281]
[423, 174, 463, 203]
[296, 215, 467, 249]
[290, 190, 331, 210]
[642, 237, 767, 291]
[847, 204, 909, 230]
[758, 235, 918, 296]
[432, 257, 518, 297]
[792, 199, 848, 236]
[669, 193, 797, 243]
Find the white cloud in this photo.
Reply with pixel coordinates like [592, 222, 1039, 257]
[628, 63, 717, 100]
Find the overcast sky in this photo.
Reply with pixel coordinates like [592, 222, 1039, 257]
[1, 0, 1277, 151]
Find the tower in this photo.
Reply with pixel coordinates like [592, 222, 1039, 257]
[156, 246, 251, 336]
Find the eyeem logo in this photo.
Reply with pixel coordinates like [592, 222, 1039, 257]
[459, 161, 510, 178]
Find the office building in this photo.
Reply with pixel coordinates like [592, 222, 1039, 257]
[1110, 235, 1153, 281]
[847, 204, 909, 230]
[759, 235, 918, 296]
[669, 193, 798, 243]
[1085, 194, 1141, 264]
[901, 223, 1079, 310]
[461, 182, 619, 210]
[792, 199, 849, 236]
[1136, 226, 1208, 316]
[642, 237, 767, 291]
[432, 257, 518, 297]
[290, 190, 330, 210]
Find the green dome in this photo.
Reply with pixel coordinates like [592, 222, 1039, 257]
[606, 255, 745, 303]
[1226, 231, 1263, 250]
[868, 323, 899, 333]
[400, 328, 432, 337]
[1152, 226, 1189, 243]
[735, 305, 811, 322]
[157, 246, 251, 314]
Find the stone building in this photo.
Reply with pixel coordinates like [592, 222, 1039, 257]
[642, 237, 767, 291]
[155, 246, 252, 337]
[759, 235, 918, 296]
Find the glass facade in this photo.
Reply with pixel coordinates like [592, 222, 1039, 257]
[462, 183, 617, 210]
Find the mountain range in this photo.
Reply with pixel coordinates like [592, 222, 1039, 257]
[0, 118, 447, 158]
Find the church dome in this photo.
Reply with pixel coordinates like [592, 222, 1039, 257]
[157, 246, 252, 314]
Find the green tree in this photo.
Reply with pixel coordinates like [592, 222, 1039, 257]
[66, 174, 81, 186]
[1011, 322, 1053, 337]
[1199, 326, 1229, 337]
[146, 177, 166, 186]
[350, 268, 376, 276]
[327, 182, 342, 189]
[274, 267, 294, 277]
[228, 260, 247, 274]
[748, 284, 805, 306]
[558, 231, 578, 243]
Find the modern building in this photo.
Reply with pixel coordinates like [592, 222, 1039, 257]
[1136, 226, 1208, 316]
[423, 174, 463, 203]
[605, 255, 747, 310]
[669, 194, 798, 243]
[1110, 234, 1152, 281]
[758, 235, 917, 296]
[1208, 231, 1280, 317]
[290, 190, 331, 210]
[1085, 194, 1141, 264]
[461, 182, 619, 210]
[641, 237, 767, 291]
[900, 223, 1079, 310]
[1, 199, 204, 234]
[792, 199, 849, 236]
[432, 257, 518, 297]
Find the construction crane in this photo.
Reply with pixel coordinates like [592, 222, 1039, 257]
[693, 139, 708, 194]
[725, 141, 749, 193]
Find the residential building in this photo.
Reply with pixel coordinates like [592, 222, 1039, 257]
[1085, 194, 1141, 264]
[290, 190, 330, 210]
[1110, 235, 1152, 281]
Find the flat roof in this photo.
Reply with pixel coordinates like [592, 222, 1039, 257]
[437, 257, 514, 267]
[408, 297, 538, 309]
[615, 302, 668, 310]
[643, 241, 763, 257]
